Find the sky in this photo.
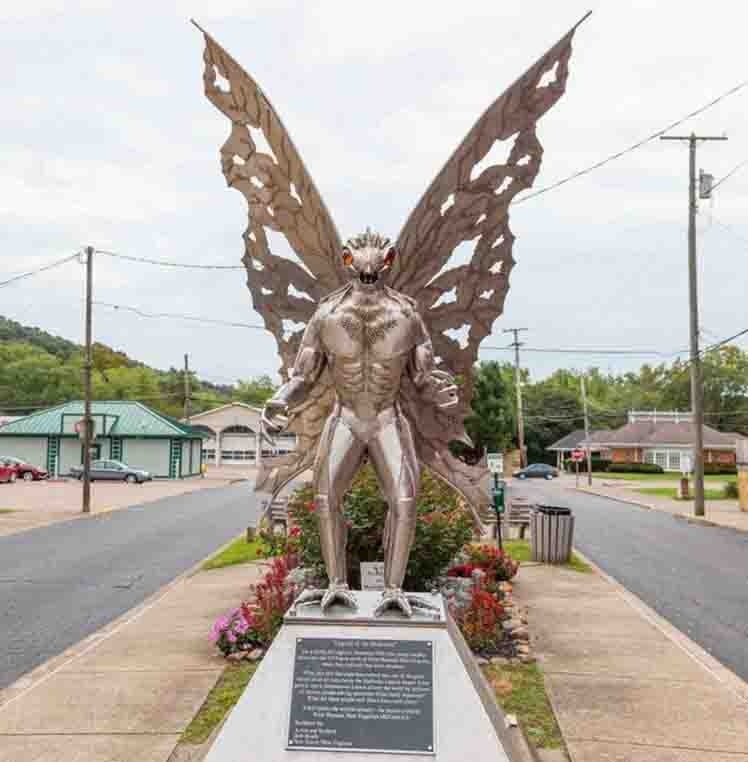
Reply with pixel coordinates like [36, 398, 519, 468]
[1, 0, 747, 387]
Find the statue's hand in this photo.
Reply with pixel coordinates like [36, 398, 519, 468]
[430, 370, 459, 409]
[261, 398, 289, 433]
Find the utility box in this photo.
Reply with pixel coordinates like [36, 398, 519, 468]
[530, 505, 575, 563]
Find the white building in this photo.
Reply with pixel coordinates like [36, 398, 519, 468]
[187, 402, 296, 466]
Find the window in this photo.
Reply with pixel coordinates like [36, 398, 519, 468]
[654, 452, 668, 469]
[668, 451, 681, 471]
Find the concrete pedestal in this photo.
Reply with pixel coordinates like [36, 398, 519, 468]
[204, 592, 528, 761]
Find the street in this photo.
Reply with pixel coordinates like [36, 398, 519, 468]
[0, 483, 262, 691]
[512, 478, 748, 682]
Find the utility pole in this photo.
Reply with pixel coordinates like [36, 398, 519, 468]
[183, 353, 191, 423]
[504, 328, 528, 468]
[580, 374, 592, 486]
[82, 246, 94, 514]
[660, 132, 727, 517]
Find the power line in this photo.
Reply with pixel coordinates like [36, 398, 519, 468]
[481, 344, 685, 357]
[710, 157, 748, 193]
[514, 80, 745, 206]
[0, 253, 79, 289]
[92, 301, 267, 331]
[95, 249, 245, 270]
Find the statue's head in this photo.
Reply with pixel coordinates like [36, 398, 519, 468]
[342, 228, 395, 287]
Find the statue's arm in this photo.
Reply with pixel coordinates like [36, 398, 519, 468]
[262, 317, 327, 431]
[407, 314, 458, 409]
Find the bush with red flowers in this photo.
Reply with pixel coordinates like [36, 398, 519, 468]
[448, 544, 519, 584]
[449, 584, 506, 651]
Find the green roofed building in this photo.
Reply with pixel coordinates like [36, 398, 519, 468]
[0, 401, 205, 479]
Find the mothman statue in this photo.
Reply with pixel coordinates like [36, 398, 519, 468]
[196, 16, 585, 616]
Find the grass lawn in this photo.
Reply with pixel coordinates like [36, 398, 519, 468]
[503, 539, 592, 573]
[181, 662, 258, 744]
[0, 509, 16, 514]
[482, 662, 563, 749]
[593, 471, 729, 482]
[636, 486, 730, 501]
[203, 536, 268, 570]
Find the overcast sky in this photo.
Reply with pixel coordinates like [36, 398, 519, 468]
[1, 0, 747, 386]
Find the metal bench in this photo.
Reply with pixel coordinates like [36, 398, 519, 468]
[503, 495, 532, 539]
[259, 496, 290, 535]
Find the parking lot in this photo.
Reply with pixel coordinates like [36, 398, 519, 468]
[0, 466, 255, 537]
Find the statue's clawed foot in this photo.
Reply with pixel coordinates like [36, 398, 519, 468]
[373, 587, 441, 618]
[293, 582, 358, 613]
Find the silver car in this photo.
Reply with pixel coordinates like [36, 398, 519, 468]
[70, 460, 152, 484]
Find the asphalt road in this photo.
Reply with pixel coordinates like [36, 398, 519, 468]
[512, 478, 748, 682]
[0, 482, 262, 691]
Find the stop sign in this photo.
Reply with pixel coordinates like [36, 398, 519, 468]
[571, 449, 585, 462]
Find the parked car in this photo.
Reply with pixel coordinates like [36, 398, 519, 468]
[513, 463, 559, 480]
[69, 460, 152, 484]
[0, 461, 17, 483]
[0, 457, 48, 481]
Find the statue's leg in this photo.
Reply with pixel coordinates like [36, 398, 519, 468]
[368, 413, 419, 584]
[305, 410, 365, 610]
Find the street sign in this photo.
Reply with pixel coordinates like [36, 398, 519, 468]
[571, 449, 585, 462]
[487, 452, 504, 474]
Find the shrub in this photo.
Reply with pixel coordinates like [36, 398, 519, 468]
[210, 554, 298, 656]
[607, 463, 664, 474]
[564, 457, 611, 473]
[448, 544, 519, 583]
[704, 463, 737, 475]
[724, 481, 739, 499]
[287, 465, 474, 591]
[449, 586, 505, 651]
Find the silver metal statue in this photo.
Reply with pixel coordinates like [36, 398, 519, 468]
[196, 16, 584, 615]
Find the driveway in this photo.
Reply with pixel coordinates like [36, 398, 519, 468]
[0, 482, 263, 691]
[510, 478, 748, 683]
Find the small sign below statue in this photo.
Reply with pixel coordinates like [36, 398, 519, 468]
[287, 637, 435, 755]
[360, 562, 385, 591]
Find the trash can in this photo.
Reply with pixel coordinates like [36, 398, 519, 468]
[530, 505, 574, 563]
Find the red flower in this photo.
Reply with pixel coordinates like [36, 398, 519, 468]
[289, 526, 301, 537]
[306, 500, 316, 513]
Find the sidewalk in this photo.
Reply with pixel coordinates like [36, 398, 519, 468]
[0, 556, 267, 762]
[515, 561, 748, 761]
[566, 474, 748, 533]
[0, 466, 253, 538]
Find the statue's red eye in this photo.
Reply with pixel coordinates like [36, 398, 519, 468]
[384, 247, 396, 266]
[342, 248, 353, 266]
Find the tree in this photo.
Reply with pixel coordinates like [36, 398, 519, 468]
[235, 376, 277, 406]
[462, 361, 515, 460]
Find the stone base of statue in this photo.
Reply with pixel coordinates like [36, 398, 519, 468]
[203, 591, 530, 761]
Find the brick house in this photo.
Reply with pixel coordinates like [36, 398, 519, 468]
[582, 411, 743, 472]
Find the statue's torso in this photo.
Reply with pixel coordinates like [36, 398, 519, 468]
[316, 288, 418, 420]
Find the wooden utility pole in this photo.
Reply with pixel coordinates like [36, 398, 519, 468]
[82, 246, 94, 514]
[660, 132, 727, 517]
[503, 328, 528, 468]
[580, 374, 592, 486]
[183, 353, 191, 423]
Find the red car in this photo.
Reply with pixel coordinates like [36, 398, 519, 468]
[0, 461, 17, 483]
[0, 457, 47, 481]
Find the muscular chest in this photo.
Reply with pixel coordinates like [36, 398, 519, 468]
[319, 300, 415, 359]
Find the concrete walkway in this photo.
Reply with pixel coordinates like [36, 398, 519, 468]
[516, 561, 748, 761]
[567, 475, 748, 533]
[0, 557, 267, 762]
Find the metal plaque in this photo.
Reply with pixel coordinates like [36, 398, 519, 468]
[287, 637, 435, 754]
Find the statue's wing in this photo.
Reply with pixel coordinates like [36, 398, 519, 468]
[197, 26, 347, 380]
[391, 18, 586, 388]
[393, 18, 586, 521]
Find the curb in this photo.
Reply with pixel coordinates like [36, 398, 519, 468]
[0, 530, 253, 711]
[570, 485, 748, 535]
[570, 546, 748, 707]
